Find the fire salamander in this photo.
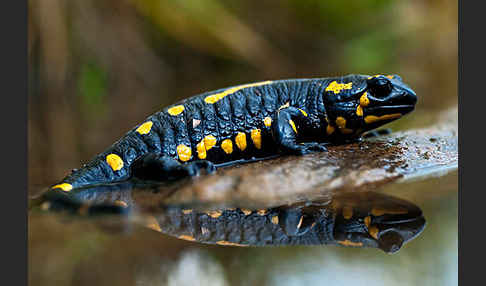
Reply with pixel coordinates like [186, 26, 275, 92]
[50, 74, 417, 193]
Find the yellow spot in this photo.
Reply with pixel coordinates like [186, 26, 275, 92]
[178, 235, 196, 241]
[215, 241, 248, 247]
[340, 128, 354, 134]
[335, 117, 346, 129]
[204, 135, 217, 151]
[204, 81, 273, 104]
[338, 240, 363, 247]
[371, 207, 408, 216]
[356, 105, 363, 116]
[221, 139, 233, 154]
[288, 120, 297, 133]
[241, 209, 252, 216]
[145, 216, 161, 232]
[297, 216, 303, 229]
[177, 144, 192, 162]
[278, 102, 290, 110]
[342, 206, 353, 219]
[271, 215, 279, 225]
[257, 209, 267, 216]
[263, 117, 272, 127]
[207, 210, 222, 218]
[326, 125, 335, 135]
[360, 92, 370, 107]
[106, 154, 124, 171]
[52, 183, 73, 192]
[325, 81, 353, 94]
[114, 200, 128, 208]
[364, 216, 371, 228]
[368, 226, 379, 239]
[196, 140, 206, 159]
[136, 121, 153, 135]
[364, 113, 402, 124]
[235, 132, 247, 151]
[182, 209, 193, 214]
[299, 109, 308, 117]
[251, 129, 262, 149]
[386, 75, 394, 79]
[168, 105, 184, 116]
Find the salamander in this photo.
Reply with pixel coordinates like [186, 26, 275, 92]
[49, 74, 417, 193]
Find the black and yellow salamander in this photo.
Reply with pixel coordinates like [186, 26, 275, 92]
[50, 74, 417, 192]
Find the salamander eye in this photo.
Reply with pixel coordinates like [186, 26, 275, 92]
[367, 76, 393, 98]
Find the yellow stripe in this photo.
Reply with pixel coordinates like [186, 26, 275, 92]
[235, 132, 247, 151]
[167, 105, 185, 116]
[360, 92, 370, 107]
[197, 141, 206, 159]
[106, 154, 124, 171]
[263, 117, 272, 127]
[251, 129, 262, 149]
[364, 113, 402, 124]
[204, 81, 272, 104]
[177, 144, 192, 161]
[136, 121, 153, 135]
[335, 117, 346, 129]
[325, 81, 353, 94]
[203, 135, 217, 151]
[52, 183, 73, 192]
[215, 241, 248, 247]
[288, 120, 297, 133]
[221, 139, 233, 154]
[326, 125, 335, 135]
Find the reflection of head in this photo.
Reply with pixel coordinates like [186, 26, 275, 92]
[327, 191, 425, 253]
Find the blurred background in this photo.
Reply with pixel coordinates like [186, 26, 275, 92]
[28, 0, 457, 193]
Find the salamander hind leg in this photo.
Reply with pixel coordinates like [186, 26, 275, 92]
[131, 153, 216, 181]
[272, 106, 328, 155]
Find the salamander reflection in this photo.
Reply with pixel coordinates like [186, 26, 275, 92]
[147, 192, 425, 253]
[36, 183, 425, 254]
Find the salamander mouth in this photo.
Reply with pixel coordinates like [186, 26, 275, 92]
[365, 105, 415, 116]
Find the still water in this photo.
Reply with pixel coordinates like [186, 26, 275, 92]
[29, 170, 457, 286]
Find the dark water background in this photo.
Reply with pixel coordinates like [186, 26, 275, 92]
[28, 0, 457, 285]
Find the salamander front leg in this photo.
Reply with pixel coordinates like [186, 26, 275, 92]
[272, 107, 328, 155]
[131, 153, 216, 181]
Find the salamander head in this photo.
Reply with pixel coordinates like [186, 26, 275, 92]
[323, 74, 417, 138]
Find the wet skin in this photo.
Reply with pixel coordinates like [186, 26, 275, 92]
[49, 74, 417, 193]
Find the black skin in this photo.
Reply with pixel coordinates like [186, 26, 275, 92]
[50, 74, 417, 191]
